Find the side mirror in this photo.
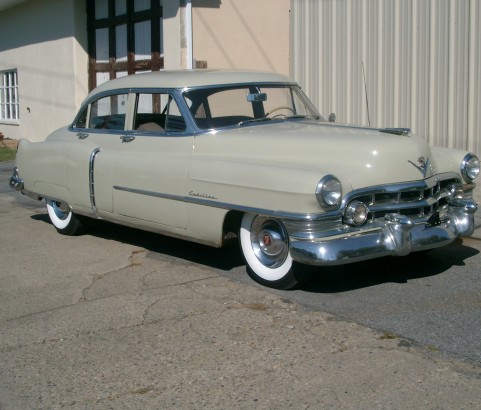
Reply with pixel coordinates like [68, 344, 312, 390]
[328, 113, 336, 123]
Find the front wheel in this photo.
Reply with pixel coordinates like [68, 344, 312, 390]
[239, 214, 312, 289]
[46, 199, 85, 236]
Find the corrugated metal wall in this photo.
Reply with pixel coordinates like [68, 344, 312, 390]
[290, 0, 481, 155]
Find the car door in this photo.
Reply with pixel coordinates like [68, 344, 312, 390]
[67, 91, 130, 214]
[108, 91, 192, 229]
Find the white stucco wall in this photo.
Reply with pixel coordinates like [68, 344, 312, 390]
[0, 0, 88, 142]
[0, 0, 289, 142]
[162, 0, 182, 70]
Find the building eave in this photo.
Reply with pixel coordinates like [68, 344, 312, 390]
[0, 0, 29, 12]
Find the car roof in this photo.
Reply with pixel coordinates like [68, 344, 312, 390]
[88, 70, 295, 97]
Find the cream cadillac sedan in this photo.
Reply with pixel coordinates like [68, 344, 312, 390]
[10, 70, 480, 289]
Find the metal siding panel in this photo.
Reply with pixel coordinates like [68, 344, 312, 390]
[291, 0, 481, 155]
[468, 0, 481, 155]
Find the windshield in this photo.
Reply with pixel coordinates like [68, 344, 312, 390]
[183, 84, 323, 130]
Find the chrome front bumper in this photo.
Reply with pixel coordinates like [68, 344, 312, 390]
[289, 200, 477, 266]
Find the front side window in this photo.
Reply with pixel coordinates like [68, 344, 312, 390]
[0, 70, 19, 122]
[134, 93, 185, 132]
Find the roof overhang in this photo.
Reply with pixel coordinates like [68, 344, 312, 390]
[0, 0, 29, 12]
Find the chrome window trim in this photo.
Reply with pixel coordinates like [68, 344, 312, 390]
[71, 82, 418, 136]
[189, 117, 322, 136]
[181, 83, 323, 132]
[70, 84, 298, 131]
[180, 81, 299, 94]
[69, 88, 197, 134]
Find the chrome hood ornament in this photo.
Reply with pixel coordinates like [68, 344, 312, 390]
[408, 156, 431, 177]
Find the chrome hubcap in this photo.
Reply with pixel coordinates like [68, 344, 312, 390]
[51, 201, 70, 220]
[250, 217, 289, 268]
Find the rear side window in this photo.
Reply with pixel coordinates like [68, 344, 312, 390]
[89, 94, 128, 130]
[71, 93, 129, 130]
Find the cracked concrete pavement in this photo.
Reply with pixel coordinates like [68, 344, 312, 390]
[1, 166, 481, 408]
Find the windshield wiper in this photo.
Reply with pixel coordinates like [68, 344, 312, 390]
[292, 114, 322, 120]
[380, 127, 411, 136]
[238, 117, 272, 126]
[238, 115, 320, 126]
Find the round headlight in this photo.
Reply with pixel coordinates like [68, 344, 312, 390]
[461, 153, 480, 182]
[316, 175, 342, 208]
[344, 200, 369, 226]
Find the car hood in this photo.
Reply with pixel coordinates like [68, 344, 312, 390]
[197, 120, 439, 191]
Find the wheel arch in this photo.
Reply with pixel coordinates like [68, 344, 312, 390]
[222, 210, 243, 245]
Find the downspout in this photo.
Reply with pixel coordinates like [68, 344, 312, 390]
[184, 0, 193, 69]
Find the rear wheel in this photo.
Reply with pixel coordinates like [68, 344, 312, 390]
[239, 213, 312, 289]
[46, 199, 85, 235]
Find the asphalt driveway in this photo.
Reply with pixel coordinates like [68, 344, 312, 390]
[1, 161, 480, 409]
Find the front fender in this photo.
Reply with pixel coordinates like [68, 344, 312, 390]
[189, 157, 336, 215]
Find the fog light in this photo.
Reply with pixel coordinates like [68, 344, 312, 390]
[447, 183, 464, 199]
[344, 200, 369, 226]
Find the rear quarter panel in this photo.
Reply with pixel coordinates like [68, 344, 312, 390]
[15, 138, 72, 203]
[15, 129, 96, 210]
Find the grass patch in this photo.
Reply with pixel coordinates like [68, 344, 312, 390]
[0, 146, 16, 162]
[380, 331, 398, 340]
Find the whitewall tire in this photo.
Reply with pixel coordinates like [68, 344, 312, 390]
[239, 213, 312, 289]
[46, 199, 85, 236]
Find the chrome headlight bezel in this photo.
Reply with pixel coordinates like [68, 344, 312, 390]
[461, 153, 480, 182]
[315, 175, 342, 209]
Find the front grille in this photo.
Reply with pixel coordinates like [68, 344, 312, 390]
[345, 175, 460, 223]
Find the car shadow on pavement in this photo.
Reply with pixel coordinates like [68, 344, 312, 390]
[31, 213, 479, 292]
[32, 214, 245, 271]
[302, 238, 479, 293]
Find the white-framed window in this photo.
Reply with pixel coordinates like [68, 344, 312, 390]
[0, 69, 19, 122]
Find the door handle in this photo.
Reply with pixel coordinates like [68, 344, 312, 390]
[120, 135, 136, 143]
[77, 132, 89, 140]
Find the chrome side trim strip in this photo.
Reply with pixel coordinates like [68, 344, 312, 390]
[113, 173, 466, 224]
[112, 185, 341, 221]
[89, 147, 101, 218]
